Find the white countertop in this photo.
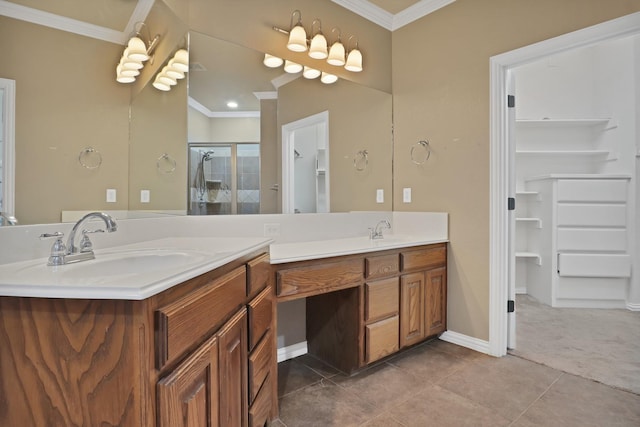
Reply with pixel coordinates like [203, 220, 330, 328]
[0, 237, 271, 300]
[269, 234, 448, 264]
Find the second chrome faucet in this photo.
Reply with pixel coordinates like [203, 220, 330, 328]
[369, 220, 391, 240]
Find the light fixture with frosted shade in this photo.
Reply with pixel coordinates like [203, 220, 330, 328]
[303, 66, 321, 79]
[116, 72, 136, 84]
[152, 77, 171, 91]
[327, 28, 345, 66]
[284, 60, 303, 74]
[171, 49, 189, 72]
[263, 53, 284, 68]
[320, 72, 338, 84]
[156, 72, 177, 86]
[344, 36, 363, 72]
[126, 36, 149, 61]
[308, 19, 328, 59]
[117, 64, 139, 77]
[121, 50, 144, 69]
[166, 60, 186, 79]
[287, 10, 307, 52]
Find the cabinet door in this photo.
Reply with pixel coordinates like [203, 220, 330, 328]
[425, 267, 447, 337]
[157, 335, 220, 427]
[400, 272, 425, 348]
[218, 308, 248, 427]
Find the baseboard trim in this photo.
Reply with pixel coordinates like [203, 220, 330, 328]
[440, 330, 491, 355]
[277, 341, 308, 363]
[627, 302, 640, 311]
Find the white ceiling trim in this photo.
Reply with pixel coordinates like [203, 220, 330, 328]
[254, 91, 278, 100]
[0, 0, 154, 45]
[188, 97, 260, 118]
[392, 0, 456, 30]
[332, 0, 394, 30]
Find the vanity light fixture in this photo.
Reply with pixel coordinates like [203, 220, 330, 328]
[320, 72, 338, 84]
[308, 19, 328, 59]
[263, 53, 284, 68]
[115, 22, 161, 84]
[272, 11, 363, 74]
[303, 66, 321, 79]
[344, 36, 363, 72]
[287, 10, 307, 52]
[327, 28, 345, 66]
[152, 48, 189, 92]
[283, 60, 303, 74]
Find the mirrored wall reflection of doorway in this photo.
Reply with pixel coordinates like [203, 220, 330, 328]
[188, 143, 260, 215]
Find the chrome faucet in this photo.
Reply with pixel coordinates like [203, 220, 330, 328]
[40, 212, 117, 266]
[369, 220, 391, 240]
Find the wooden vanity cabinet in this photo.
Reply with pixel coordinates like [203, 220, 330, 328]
[274, 243, 447, 374]
[0, 251, 275, 427]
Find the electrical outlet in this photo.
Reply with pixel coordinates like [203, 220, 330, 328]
[106, 189, 117, 203]
[403, 187, 412, 203]
[376, 189, 384, 203]
[140, 190, 150, 203]
[264, 223, 281, 237]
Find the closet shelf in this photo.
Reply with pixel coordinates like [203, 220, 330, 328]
[515, 118, 613, 128]
[516, 252, 542, 265]
[515, 150, 610, 156]
[516, 217, 542, 228]
[516, 190, 538, 196]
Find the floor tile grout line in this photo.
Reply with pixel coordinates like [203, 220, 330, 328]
[508, 372, 564, 426]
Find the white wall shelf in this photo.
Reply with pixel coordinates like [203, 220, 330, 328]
[516, 252, 542, 265]
[516, 150, 610, 156]
[515, 118, 614, 128]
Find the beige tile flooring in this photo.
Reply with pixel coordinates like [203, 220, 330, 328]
[273, 339, 640, 426]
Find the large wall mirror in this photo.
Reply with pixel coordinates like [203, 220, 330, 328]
[4, 0, 393, 225]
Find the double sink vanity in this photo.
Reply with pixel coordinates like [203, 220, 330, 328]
[0, 212, 448, 427]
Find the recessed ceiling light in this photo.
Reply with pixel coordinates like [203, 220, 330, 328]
[227, 101, 238, 108]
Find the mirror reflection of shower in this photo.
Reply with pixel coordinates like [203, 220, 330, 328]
[188, 143, 260, 215]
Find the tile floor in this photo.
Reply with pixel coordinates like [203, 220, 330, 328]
[273, 339, 640, 426]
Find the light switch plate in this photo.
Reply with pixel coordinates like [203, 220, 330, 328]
[403, 187, 412, 203]
[140, 190, 150, 203]
[376, 189, 384, 203]
[106, 189, 117, 203]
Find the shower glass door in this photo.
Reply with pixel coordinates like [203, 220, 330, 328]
[188, 143, 260, 215]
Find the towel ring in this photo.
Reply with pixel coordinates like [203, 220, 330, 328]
[157, 153, 176, 174]
[410, 140, 431, 165]
[78, 147, 102, 169]
[353, 149, 369, 171]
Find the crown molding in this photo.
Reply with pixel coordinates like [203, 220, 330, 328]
[332, 0, 393, 30]
[393, 0, 456, 30]
[271, 72, 300, 89]
[0, 0, 154, 44]
[188, 97, 259, 118]
[254, 91, 278, 100]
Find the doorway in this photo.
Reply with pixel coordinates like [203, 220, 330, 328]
[0, 78, 15, 225]
[281, 111, 330, 214]
[489, 12, 640, 356]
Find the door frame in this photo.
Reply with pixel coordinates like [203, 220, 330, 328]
[0, 78, 16, 221]
[488, 12, 640, 356]
[281, 110, 329, 214]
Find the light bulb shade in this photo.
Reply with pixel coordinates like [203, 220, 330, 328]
[127, 37, 149, 61]
[121, 49, 144, 69]
[119, 58, 142, 73]
[117, 64, 139, 77]
[302, 66, 321, 79]
[284, 60, 303, 74]
[320, 72, 338, 84]
[152, 77, 171, 91]
[156, 73, 177, 86]
[263, 53, 284, 68]
[308, 33, 328, 59]
[164, 63, 185, 79]
[287, 25, 307, 52]
[344, 48, 363, 72]
[116, 72, 136, 83]
[171, 49, 189, 72]
[327, 41, 345, 66]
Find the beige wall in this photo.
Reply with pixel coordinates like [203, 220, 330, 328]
[392, 0, 640, 340]
[0, 16, 130, 224]
[278, 78, 393, 212]
[260, 99, 279, 214]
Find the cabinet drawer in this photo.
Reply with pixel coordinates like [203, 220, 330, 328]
[365, 277, 399, 322]
[276, 258, 364, 299]
[249, 374, 272, 427]
[156, 266, 246, 368]
[401, 245, 446, 272]
[365, 315, 399, 364]
[248, 286, 272, 351]
[248, 330, 272, 405]
[365, 254, 399, 279]
[247, 253, 271, 298]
